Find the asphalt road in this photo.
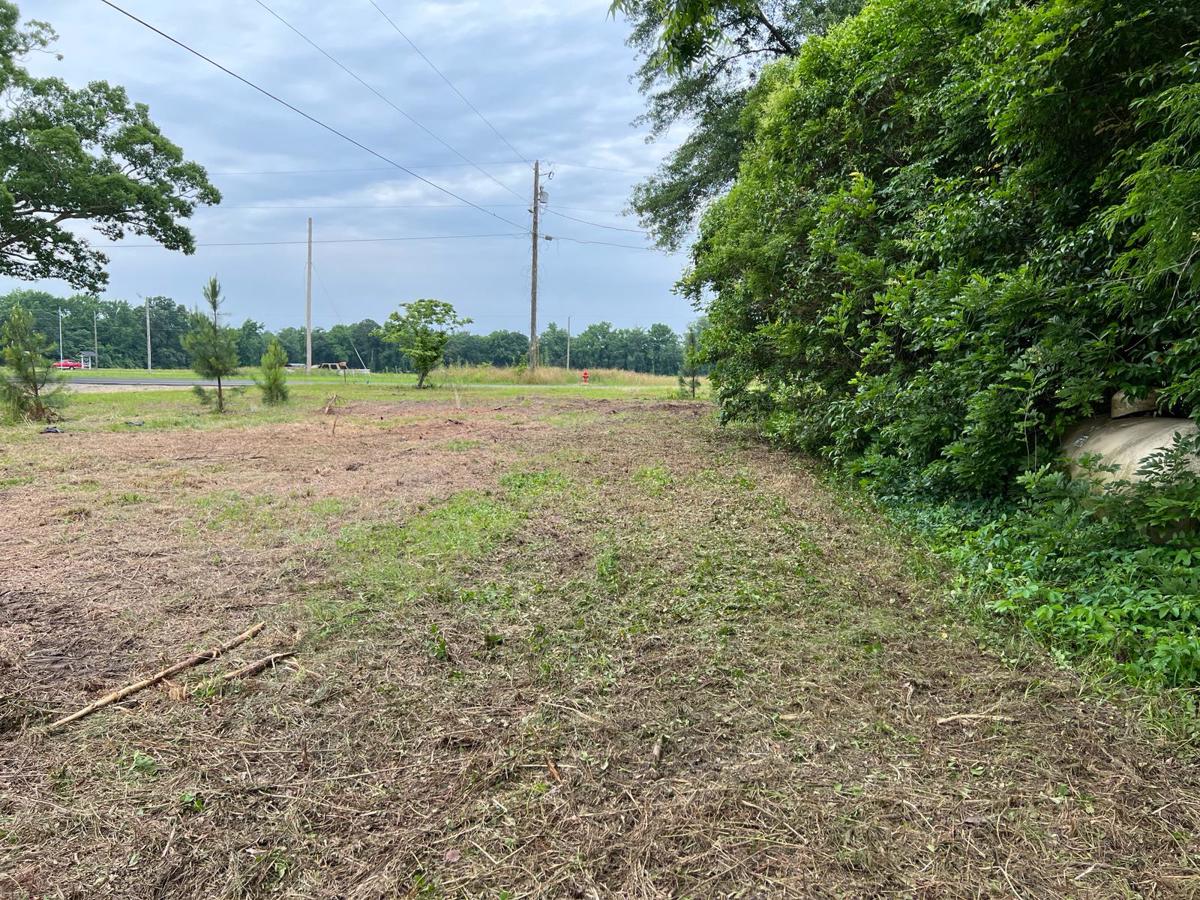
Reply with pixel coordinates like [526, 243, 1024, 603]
[66, 376, 255, 387]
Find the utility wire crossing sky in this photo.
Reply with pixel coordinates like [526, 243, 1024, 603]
[7, 0, 688, 333]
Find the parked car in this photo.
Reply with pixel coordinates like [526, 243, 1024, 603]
[52, 359, 83, 369]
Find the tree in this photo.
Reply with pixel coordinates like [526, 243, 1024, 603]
[610, 0, 858, 249]
[1, 302, 64, 421]
[256, 337, 289, 405]
[182, 277, 239, 412]
[236, 319, 267, 367]
[0, 3, 220, 292]
[376, 299, 471, 388]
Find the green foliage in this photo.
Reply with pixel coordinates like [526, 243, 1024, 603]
[899, 440, 1200, 687]
[376, 299, 471, 388]
[0, 288, 690, 376]
[256, 337, 289, 405]
[690, 0, 1200, 497]
[181, 277, 239, 412]
[1, 301, 64, 421]
[612, 0, 859, 248]
[661, 0, 1200, 686]
[0, 2, 219, 292]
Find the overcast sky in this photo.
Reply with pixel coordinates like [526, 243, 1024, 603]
[9, 0, 693, 334]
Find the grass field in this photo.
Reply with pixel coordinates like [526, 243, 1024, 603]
[2, 384, 1198, 897]
[57, 365, 685, 389]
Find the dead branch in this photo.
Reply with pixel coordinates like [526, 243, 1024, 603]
[936, 712, 1015, 726]
[220, 651, 295, 681]
[44, 622, 265, 732]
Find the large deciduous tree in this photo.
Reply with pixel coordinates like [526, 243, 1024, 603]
[376, 299, 471, 388]
[610, 0, 858, 249]
[0, 1, 220, 292]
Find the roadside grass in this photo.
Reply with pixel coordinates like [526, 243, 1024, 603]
[52, 365, 687, 390]
[0, 380, 681, 442]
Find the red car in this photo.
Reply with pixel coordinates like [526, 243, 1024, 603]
[52, 359, 83, 369]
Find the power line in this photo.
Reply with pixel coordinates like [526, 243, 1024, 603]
[367, 0, 529, 163]
[543, 207, 647, 234]
[105, 232, 526, 249]
[213, 202, 627, 213]
[550, 161, 652, 176]
[211, 162, 524, 176]
[543, 233, 660, 251]
[96, 0, 528, 232]
[251, 0, 524, 202]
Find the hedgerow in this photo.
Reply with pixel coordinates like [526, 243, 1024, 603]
[689, 0, 1200, 683]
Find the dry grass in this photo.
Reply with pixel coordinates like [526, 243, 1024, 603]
[1, 393, 1198, 898]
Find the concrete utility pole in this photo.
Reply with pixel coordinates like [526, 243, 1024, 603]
[529, 161, 540, 369]
[305, 216, 313, 374]
[57, 308, 65, 362]
[93, 309, 99, 368]
[144, 296, 152, 371]
[566, 315, 571, 370]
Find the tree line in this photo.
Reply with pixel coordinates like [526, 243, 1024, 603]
[0, 288, 694, 374]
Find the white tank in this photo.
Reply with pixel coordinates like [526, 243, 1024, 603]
[1062, 417, 1199, 483]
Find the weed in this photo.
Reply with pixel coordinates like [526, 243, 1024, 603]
[427, 624, 451, 662]
[123, 750, 159, 778]
[179, 791, 206, 813]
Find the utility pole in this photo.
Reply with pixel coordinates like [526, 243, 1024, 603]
[566, 315, 571, 370]
[57, 308, 65, 362]
[529, 160, 540, 369]
[305, 216, 313, 373]
[93, 309, 99, 368]
[143, 295, 152, 371]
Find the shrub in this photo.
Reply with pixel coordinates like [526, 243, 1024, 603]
[256, 338, 289, 405]
[1, 303, 65, 422]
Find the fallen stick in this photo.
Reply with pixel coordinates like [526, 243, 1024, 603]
[45, 622, 265, 732]
[936, 712, 1014, 726]
[220, 651, 295, 682]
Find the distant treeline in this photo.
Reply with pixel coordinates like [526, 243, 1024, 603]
[0, 289, 693, 374]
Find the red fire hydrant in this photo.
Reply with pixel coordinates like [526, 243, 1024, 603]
[581, 369, 589, 384]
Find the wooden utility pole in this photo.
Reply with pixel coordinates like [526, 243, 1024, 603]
[305, 216, 313, 373]
[529, 161, 540, 369]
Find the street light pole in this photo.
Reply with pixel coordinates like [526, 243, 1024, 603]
[57, 308, 65, 363]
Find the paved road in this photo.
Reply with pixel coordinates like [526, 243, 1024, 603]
[66, 376, 255, 387]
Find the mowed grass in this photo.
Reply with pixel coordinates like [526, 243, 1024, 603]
[2, 391, 1198, 897]
[0, 377, 685, 443]
[52, 364, 687, 389]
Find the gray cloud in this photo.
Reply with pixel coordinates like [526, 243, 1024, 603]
[7, 0, 690, 334]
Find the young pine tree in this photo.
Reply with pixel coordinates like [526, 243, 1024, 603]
[1, 303, 66, 422]
[256, 337, 289, 405]
[182, 277, 239, 412]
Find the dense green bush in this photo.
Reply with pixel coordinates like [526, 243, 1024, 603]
[683, 0, 1200, 684]
[691, 0, 1200, 497]
[897, 435, 1200, 686]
